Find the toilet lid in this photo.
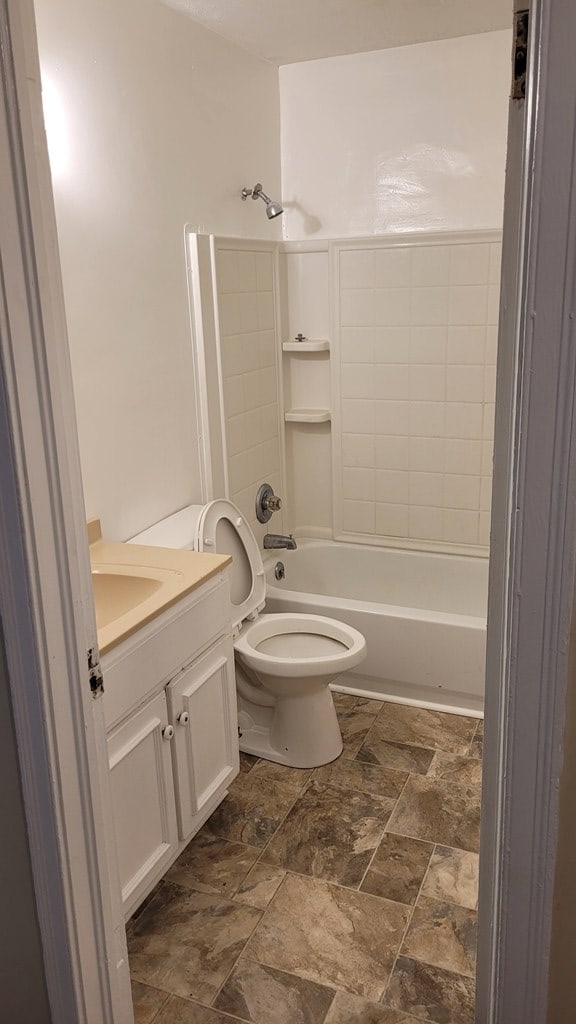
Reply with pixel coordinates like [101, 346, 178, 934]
[198, 499, 266, 631]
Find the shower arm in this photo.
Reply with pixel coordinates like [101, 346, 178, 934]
[241, 183, 271, 204]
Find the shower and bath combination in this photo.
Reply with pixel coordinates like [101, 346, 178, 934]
[241, 182, 284, 219]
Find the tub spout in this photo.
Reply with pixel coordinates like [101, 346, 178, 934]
[263, 533, 297, 550]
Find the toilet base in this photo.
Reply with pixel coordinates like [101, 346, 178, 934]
[237, 692, 343, 769]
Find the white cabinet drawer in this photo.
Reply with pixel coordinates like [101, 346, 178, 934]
[102, 571, 230, 730]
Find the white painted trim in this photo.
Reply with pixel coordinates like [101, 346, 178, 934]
[478, 1, 576, 1020]
[0, 2, 131, 1021]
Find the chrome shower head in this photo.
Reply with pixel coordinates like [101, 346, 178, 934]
[241, 182, 284, 219]
[265, 199, 284, 219]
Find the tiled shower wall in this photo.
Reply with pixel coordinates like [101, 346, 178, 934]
[215, 244, 284, 543]
[334, 236, 500, 551]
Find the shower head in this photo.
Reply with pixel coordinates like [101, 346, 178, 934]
[241, 182, 284, 219]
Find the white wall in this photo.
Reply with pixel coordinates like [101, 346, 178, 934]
[280, 32, 511, 240]
[34, 0, 281, 541]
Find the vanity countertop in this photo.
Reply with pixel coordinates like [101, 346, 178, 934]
[89, 519, 231, 654]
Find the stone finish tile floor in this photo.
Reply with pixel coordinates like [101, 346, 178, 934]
[128, 698, 483, 1024]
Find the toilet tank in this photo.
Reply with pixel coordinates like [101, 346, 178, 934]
[129, 505, 203, 551]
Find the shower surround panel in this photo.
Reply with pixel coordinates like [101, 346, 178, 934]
[214, 242, 284, 543]
[332, 232, 501, 553]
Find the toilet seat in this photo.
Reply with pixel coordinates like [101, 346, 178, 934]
[235, 613, 366, 677]
[197, 500, 266, 632]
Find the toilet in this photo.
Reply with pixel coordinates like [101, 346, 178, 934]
[131, 500, 366, 768]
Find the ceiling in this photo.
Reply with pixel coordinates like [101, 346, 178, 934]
[163, 0, 511, 66]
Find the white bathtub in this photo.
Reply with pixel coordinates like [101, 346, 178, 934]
[264, 539, 487, 716]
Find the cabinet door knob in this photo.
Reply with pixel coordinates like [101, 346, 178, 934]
[177, 711, 190, 726]
[162, 724, 175, 741]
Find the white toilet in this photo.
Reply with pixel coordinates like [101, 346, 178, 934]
[131, 499, 366, 768]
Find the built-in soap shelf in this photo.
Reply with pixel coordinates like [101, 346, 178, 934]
[282, 340, 330, 353]
[284, 408, 331, 424]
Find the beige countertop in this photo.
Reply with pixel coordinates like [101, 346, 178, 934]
[89, 520, 231, 655]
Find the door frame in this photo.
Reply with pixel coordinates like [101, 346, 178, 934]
[0, 2, 131, 1021]
[477, 1, 576, 1021]
[1, 1, 575, 1022]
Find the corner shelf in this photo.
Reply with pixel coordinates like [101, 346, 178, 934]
[282, 340, 330, 353]
[284, 409, 331, 424]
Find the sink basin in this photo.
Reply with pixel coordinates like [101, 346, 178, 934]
[88, 519, 231, 654]
[92, 564, 182, 630]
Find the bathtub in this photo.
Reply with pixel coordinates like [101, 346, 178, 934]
[264, 539, 487, 716]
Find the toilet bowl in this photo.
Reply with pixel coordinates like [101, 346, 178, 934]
[131, 500, 367, 768]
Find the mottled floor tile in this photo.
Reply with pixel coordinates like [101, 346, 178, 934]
[128, 880, 165, 929]
[246, 759, 313, 793]
[244, 873, 410, 1001]
[312, 758, 407, 799]
[262, 781, 393, 886]
[469, 720, 484, 759]
[402, 896, 477, 978]
[131, 980, 169, 1024]
[384, 955, 475, 1024]
[421, 847, 479, 910]
[128, 880, 261, 1004]
[324, 990, 420, 1023]
[386, 775, 481, 853]
[354, 697, 383, 715]
[356, 735, 435, 776]
[332, 693, 382, 716]
[214, 958, 334, 1024]
[206, 773, 298, 847]
[332, 692, 358, 711]
[360, 833, 433, 905]
[337, 708, 378, 757]
[235, 862, 287, 910]
[165, 832, 259, 896]
[240, 752, 259, 773]
[153, 996, 244, 1023]
[366, 704, 478, 756]
[426, 752, 483, 786]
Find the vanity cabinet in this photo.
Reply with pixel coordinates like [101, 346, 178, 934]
[167, 636, 237, 840]
[102, 569, 238, 919]
[107, 691, 178, 912]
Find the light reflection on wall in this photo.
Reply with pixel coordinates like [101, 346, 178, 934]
[40, 76, 70, 180]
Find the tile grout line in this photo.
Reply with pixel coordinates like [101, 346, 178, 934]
[251, 775, 315, 866]
[206, 890, 272, 1011]
[206, 768, 316, 1011]
[133, 701, 481, 1020]
[355, 771, 414, 892]
[379, 840, 439, 1009]
[380, 843, 479, 1011]
[139, 985, 170, 1024]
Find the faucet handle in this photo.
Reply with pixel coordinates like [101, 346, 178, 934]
[256, 482, 282, 523]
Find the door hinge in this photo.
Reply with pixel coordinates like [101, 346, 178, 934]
[88, 647, 104, 697]
[512, 10, 529, 101]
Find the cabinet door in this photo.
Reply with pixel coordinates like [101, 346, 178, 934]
[167, 637, 239, 840]
[107, 691, 178, 915]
